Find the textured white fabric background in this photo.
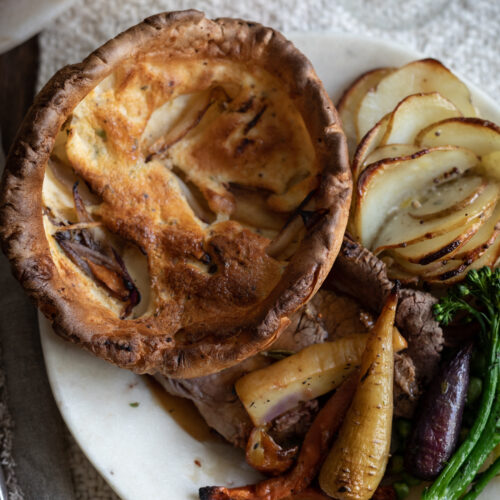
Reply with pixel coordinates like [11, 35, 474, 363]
[36, 0, 500, 498]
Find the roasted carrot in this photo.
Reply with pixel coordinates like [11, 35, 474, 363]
[198, 373, 358, 500]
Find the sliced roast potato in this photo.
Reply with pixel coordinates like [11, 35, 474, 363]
[390, 254, 467, 280]
[363, 144, 423, 167]
[357, 59, 476, 138]
[373, 181, 499, 253]
[337, 67, 394, 159]
[380, 92, 462, 146]
[426, 232, 500, 284]
[416, 118, 500, 157]
[391, 213, 486, 265]
[352, 114, 390, 182]
[408, 175, 486, 221]
[454, 202, 500, 261]
[354, 146, 479, 249]
[481, 152, 500, 181]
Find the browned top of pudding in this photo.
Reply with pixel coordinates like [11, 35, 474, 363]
[0, 10, 351, 378]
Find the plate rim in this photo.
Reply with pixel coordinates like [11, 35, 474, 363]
[40, 30, 500, 500]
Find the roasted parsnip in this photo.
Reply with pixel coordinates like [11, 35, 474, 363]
[199, 373, 358, 500]
[245, 426, 298, 476]
[318, 290, 397, 500]
[236, 329, 406, 426]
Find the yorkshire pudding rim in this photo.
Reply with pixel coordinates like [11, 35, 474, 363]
[0, 10, 351, 378]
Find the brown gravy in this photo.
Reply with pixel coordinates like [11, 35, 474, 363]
[145, 376, 219, 443]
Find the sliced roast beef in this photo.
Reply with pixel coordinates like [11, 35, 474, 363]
[155, 302, 327, 448]
[267, 399, 319, 448]
[311, 289, 373, 339]
[158, 235, 444, 447]
[326, 235, 444, 416]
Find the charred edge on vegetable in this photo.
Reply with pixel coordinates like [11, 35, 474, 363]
[418, 240, 462, 266]
[54, 184, 141, 318]
[146, 86, 232, 162]
[438, 264, 468, 282]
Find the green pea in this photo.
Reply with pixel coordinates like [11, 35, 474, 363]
[467, 376, 483, 405]
[402, 472, 422, 486]
[397, 419, 412, 440]
[389, 454, 405, 474]
[393, 481, 410, 499]
[471, 350, 486, 376]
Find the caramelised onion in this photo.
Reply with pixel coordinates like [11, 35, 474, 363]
[53, 183, 141, 317]
[266, 190, 328, 260]
[146, 86, 231, 162]
[172, 171, 216, 224]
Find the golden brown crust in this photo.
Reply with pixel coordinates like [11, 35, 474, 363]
[0, 10, 351, 378]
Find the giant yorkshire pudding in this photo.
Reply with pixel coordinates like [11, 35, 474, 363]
[0, 11, 351, 378]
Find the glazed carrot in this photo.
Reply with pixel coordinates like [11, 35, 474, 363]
[198, 373, 358, 500]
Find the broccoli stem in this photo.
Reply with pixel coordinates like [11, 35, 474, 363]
[462, 453, 500, 499]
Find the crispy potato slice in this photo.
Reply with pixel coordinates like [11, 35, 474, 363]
[426, 232, 500, 284]
[416, 118, 500, 157]
[391, 214, 485, 265]
[363, 144, 423, 167]
[380, 92, 462, 146]
[481, 151, 500, 181]
[388, 204, 500, 281]
[351, 115, 390, 182]
[373, 182, 499, 253]
[390, 255, 467, 281]
[337, 67, 395, 157]
[357, 59, 476, 138]
[319, 290, 397, 500]
[354, 146, 479, 249]
[454, 202, 500, 261]
[408, 175, 486, 221]
[385, 260, 422, 284]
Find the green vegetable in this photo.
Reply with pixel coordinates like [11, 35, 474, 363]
[463, 455, 500, 499]
[424, 267, 500, 499]
[401, 472, 421, 487]
[389, 454, 404, 474]
[396, 419, 412, 440]
[393, 481, 410, 499]
[467, 376, 483, 405]
[129, 402, 139, 408]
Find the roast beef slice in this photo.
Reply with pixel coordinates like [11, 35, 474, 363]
[326, 235, 444, 415]
[158, 236, 444, 447]
[155, 302, 327, 448]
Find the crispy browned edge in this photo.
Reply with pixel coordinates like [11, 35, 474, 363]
[0, 10, 351, 378]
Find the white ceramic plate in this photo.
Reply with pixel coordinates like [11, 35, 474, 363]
[40, 32, 500, 500]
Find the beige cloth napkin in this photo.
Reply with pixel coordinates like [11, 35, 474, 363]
[2, 0, 499, 499]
